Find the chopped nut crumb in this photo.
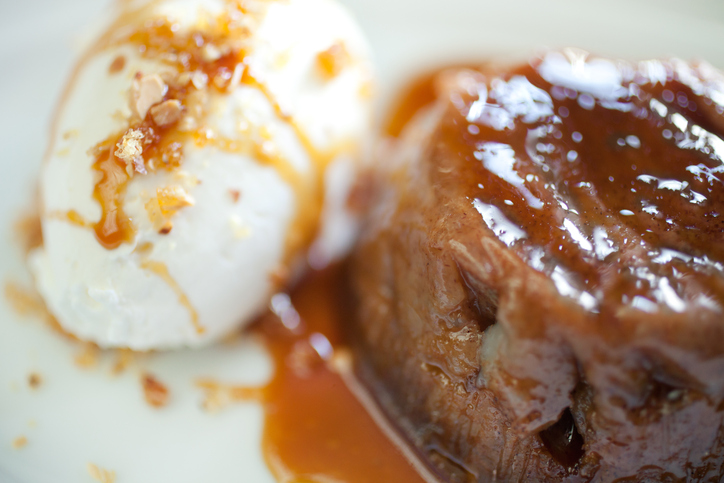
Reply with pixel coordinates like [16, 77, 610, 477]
[191, 71, 208, 90]
[150, 99, 183, 127]
[141, 373, 169, 408]
[130, 73, 168, 120]
[144, 198, 165, 232]
[74, 343, 100, 369]
[157, 185, 195, 216]
[115, 129, 147, 176]
[12, 436, 27, 450]
[87, 463, 116, 483]
[108, 55, 126, 74]
[144, 184, 193, 232]
[195, 379, 263, 413]
[229, 189, 240, 203]
[201, 43, 222, 62]
[27, 372, 42, 389]
[229, 63, 244, 89]
[111, 349, 135, 375]
[317, 41, 350, 79]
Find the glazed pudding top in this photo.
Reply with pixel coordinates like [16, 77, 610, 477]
[431, 51, 724, 317]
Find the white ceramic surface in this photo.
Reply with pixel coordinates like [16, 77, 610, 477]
[1, 0, 723, 482]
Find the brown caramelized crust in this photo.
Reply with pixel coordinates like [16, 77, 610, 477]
[350, 52, 724, 482]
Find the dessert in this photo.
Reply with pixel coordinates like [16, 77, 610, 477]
[350, 51, 724, 481]
[29, 0, 373, 349]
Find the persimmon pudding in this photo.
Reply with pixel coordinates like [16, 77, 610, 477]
[349, 51, 724, 482]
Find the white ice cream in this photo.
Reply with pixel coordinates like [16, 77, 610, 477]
[29, 0, 373, 350]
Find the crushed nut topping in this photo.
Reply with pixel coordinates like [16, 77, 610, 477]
[130, 73, 168, 120]
[201, 43, 222, 62]
[317, 41, 350, 80]
[178, 70, 209, 90]
[150, 99, 183, 127]
[142, 373, 169, 408]
[145, 185, 194, 233]
[115, 128, 149, 176]
[157, 185, 195, 215]
[87, 463, 116, 483]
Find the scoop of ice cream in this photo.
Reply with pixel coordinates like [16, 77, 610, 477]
[29, 0, 374, 350]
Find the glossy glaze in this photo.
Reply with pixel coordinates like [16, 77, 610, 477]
[349, 53, 724, 482]
[437, 51, 724, 316]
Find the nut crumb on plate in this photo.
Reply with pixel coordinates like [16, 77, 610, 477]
[74, 343, 100, 369]
[195, 378, 262, 413]
[12, 436, 27, 449]
[87, 463, 116, 483]
[27, 372, 42, 389]
[111, 349, 135, 375]
[108, 55, 125, 74]
[142, 373, 169, 408]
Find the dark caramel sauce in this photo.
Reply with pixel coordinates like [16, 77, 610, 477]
[199, 267, 429, 483]
[431, 53, 724, 313]
[384, 66, 461, 138]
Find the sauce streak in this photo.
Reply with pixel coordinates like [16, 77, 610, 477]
[140, 260, 204, 334]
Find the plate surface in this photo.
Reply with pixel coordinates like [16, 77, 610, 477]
[1, 1, 724, 482]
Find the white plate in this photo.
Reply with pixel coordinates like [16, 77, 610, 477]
[1, 1, 724, 482]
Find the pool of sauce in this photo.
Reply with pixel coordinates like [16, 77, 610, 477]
[199, 266, 431, 483]
[429, 52, 724, 314]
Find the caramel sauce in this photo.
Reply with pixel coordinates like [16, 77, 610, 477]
[77, 4, 356, 273]
[14, 213, 43, 255]
[430, 54, 724, 313]
[197, 267, 431, 483]
[89, 16, 245, 249]
[384, 69, 441, 137]
[64, 209, 92, 228]
[140, 260, 203, 334]
[384, 64, 483, 137]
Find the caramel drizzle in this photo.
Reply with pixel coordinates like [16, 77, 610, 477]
[139, 260, 204, 334]
[79, 1, 358, 265]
